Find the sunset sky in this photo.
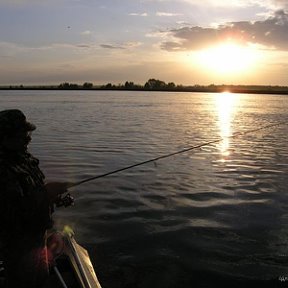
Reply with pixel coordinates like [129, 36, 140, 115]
[0, 0, 288, 86]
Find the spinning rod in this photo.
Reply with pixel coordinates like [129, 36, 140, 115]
[67, 120, 287, 189]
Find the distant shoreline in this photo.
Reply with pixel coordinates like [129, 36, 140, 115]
[1, 80, 288, 95]
[1, 87, 288, 95]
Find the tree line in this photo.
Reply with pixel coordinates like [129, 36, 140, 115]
[2, 79, 288, 94]
[58, 79, 178, 91]
[56, 80, 288, 94]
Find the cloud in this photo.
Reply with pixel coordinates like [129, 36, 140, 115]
[125, 42, 142, 48]
[81, 30, 92, 36]
[256, 0, 288, 10]
[76, 44, 91, 48]
[0, 41, 98, 60]
[156, 12, 182, 17]
[100, 42, 142, 50]
[100, 44, 126, 50]
[129, 12, 148, 17]
[160, 10, 288, 51]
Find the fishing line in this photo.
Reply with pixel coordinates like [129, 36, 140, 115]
[67, 120, 287, 189]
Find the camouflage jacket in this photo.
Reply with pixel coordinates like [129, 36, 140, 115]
[0, 150, 53, 243]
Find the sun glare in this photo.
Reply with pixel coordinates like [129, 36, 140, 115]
[215, 92, 240, 160]
[196, 42, 260, 75]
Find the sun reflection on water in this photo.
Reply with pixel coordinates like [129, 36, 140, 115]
[215, 92, 240, 160]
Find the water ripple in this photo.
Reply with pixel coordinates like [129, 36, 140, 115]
[1, 90, 288, 286]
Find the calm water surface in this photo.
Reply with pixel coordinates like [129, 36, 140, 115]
[1, 90, 288, 287]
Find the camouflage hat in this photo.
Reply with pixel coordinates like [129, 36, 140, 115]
[0, 109, 36, 135]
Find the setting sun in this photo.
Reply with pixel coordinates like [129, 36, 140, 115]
[196, 42, 260, 75]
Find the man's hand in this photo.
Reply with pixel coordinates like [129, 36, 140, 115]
[45, 182, 71, 202]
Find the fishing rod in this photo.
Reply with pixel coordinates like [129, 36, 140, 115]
[67, 120, 287, 189]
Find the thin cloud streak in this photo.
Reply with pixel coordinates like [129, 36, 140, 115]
[129, 12, 148, 17]
[100, 42, 142, 50]
[0, 41, 97, 52]
[156, 12, 182, 17]
[100, 44, 126, 50]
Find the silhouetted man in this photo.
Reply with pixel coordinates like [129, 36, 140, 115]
[0, 109, 70, 287]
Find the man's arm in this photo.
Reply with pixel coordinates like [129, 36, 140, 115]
[44, 182, 71, 203]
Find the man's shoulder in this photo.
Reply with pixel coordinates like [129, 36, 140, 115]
[0, 155, 19, 181]
[0, 158, 8, 174]
[0, 163, 17, 182]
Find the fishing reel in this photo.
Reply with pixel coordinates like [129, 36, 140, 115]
[56, 193, 75, 208]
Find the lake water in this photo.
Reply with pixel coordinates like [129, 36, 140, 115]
[1, 90, 288, 287]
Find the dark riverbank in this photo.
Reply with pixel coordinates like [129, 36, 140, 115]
[1, 78, 288, 95]
[1, 84, 288, 95]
